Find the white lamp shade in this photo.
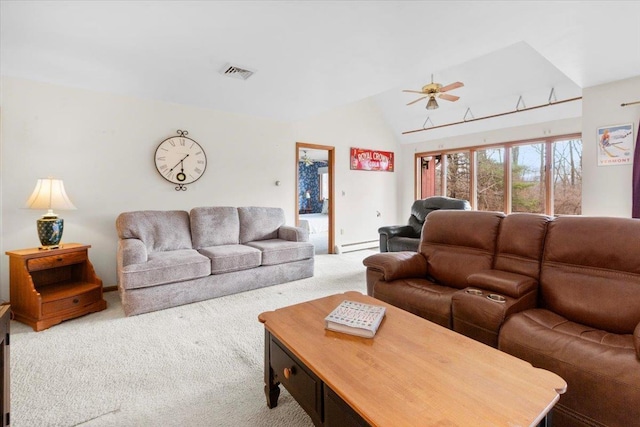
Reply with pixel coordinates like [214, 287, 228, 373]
[25, 178, 77, 213]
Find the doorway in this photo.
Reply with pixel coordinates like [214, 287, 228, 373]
[296, 142, 335, 255]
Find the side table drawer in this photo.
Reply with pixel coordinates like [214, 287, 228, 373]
[270, 338, 321, 423]
[28, 251, 87, 272]
[42, 287, 101, 315]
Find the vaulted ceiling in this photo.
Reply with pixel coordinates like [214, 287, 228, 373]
[2, 1, 639, 144]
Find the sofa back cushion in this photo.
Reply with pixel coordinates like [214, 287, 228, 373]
[116, 210, 192, 253]
[420, 210, 504, 288]
[238, 206, 285, 243]
[190, 206, 240, 249]
[494, 213, 551, 279]
[541, 216, 640, 334]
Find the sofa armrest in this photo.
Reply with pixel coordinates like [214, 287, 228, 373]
[467, 270, 537, 299]
[378, 225, 418, 240]
[118, 238, 148, 267]
[635, 322, 640, 360]
[363, 252, 427, 281]
[378, 225, 418, 252]
[278, 225, 309, 242]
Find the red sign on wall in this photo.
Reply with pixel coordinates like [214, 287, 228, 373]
[350, 147, 394, 172]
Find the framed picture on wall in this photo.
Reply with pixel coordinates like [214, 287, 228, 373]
[350, 147, 394, 172]
[597, 123, 634, 166]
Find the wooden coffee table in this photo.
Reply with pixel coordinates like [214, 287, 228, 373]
[259, 291, 566, 427]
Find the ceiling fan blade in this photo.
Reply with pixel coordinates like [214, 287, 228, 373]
[402, 90, 427, 94]
[407, 96, 428, 106]
[439, 81, 464, 92]
[439, 93, 460, 102]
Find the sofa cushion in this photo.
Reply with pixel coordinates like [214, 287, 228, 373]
[238, 206, 285, 243]
[499, 309, 640, 427]
[419, 210, 504, 288]
[198, 244, 262, 274]
[493, 213, 550, 279]
[245, 239, 314, 265]
[373, 278, 458, 328]
[541, 216, 640, 334]
[190, 206, 240, 248]
[116, 210, 193, 252]
[119, 249, 210, 290]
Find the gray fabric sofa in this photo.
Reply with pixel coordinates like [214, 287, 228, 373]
[115, 206, 314, 316]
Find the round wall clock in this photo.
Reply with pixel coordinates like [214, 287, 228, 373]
[154, 130, 207, 191]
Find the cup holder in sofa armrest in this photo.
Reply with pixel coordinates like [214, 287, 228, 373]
[487, 294, 506, 303]
[465, 288, 483, 296]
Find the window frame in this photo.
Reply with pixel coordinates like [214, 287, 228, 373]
[414, 133, 581, 215]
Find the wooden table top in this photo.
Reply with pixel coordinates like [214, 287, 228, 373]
[259, 291, 566, 427]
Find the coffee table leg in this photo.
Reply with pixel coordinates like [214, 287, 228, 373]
[264, 330, 281, 408]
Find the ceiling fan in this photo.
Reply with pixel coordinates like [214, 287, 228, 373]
[403, 75, 464, 110]
[301, 150, 314, 166]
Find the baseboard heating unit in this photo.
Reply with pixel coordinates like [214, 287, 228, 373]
[335, 240, 378, 254]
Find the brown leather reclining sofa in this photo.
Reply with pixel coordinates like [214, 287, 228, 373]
[363, 210, 640, 427]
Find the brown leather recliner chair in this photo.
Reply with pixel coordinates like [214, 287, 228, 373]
[366, 210, 504, 327]
[377, 196, 470, 252]
[498, 216, 640, 427]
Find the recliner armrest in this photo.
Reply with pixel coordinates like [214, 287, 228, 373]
[278, 225, 309, 242]
[118, 238, 148, 266]
[634, 322, 640, 361]
[363, 252, 427, 281]
[378, 225, 418, 239]
[467, 270, 537, 299]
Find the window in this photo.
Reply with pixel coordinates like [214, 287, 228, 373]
[317, 168, 329, 201]
[476, 147, 505, 211]
[446, 152, 470, 201]
[511, 143, 545, 213]
[553, 139, 582, 215]
[416, 134, 582, 216]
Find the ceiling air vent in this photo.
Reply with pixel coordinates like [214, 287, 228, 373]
[221, 64, 255, 80]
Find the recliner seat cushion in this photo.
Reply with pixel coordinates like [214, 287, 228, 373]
[245, 239, 314, 265]
[373, 278, 457, 328]
[198, 244, 261, 274]
[499, 309, 640, 427]
[119, 249, 211, 290]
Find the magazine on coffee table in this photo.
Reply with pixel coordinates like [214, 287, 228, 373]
[324, 300, 386, 338]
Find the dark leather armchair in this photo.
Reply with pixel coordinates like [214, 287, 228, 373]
[378, 196, 470, 252]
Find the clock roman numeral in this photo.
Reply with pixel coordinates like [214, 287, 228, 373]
[156, 156, 166, 161]
[194, 167, 202, 175]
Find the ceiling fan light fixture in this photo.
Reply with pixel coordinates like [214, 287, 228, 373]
[301, 150, 314, 166]
[426, 96, 439, 110]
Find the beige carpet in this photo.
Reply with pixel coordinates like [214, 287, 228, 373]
[10, 251, 375, 427]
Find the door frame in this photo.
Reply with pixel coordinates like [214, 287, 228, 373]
[296, 142, 335, 254]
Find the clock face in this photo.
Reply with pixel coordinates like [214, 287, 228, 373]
[154, 136, 207, 186]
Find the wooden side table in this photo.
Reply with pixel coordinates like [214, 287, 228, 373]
[5, 243, 107, 331]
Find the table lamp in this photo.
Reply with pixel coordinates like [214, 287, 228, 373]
[25, 178, 77, 249]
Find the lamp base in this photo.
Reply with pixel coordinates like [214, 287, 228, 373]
[37, 216, 64, 248]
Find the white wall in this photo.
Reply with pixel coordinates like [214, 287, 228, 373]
[582, 75, 640, 216]
[0, 78, 398, 299]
